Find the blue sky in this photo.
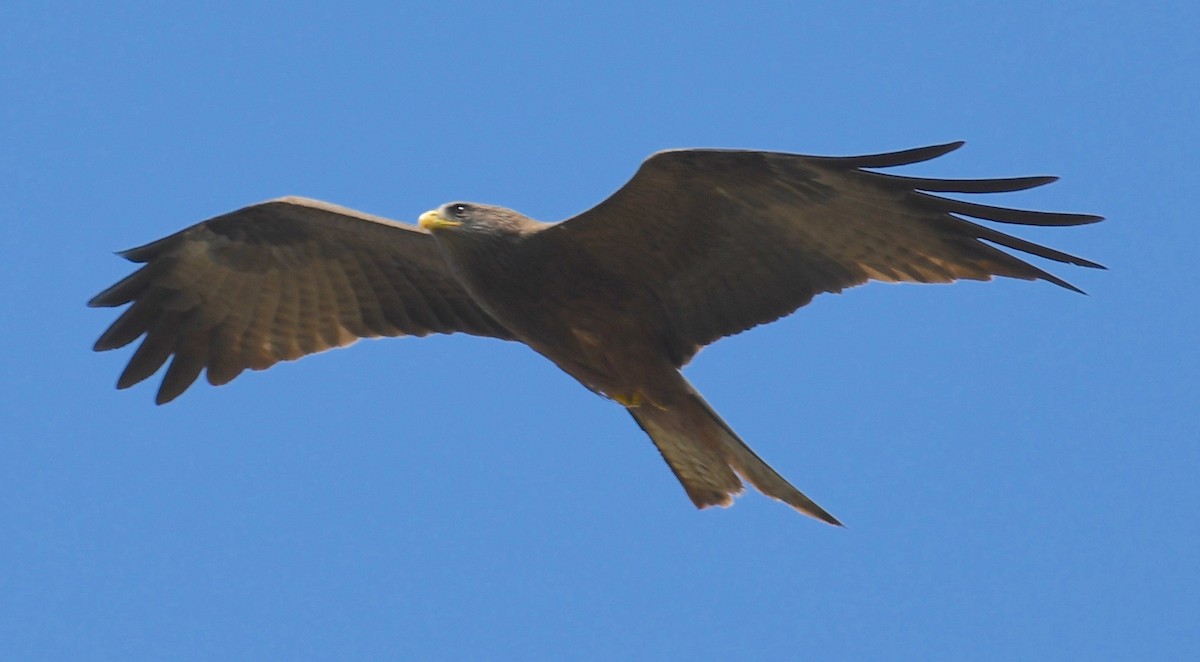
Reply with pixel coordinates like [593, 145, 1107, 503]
[3, 2, 1196, 659]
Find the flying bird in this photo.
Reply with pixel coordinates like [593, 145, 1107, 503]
[90, 142, 1103, 524]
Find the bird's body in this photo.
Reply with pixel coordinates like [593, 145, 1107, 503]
[91, 142, 1102, 524]
[440, 217, 674, 404]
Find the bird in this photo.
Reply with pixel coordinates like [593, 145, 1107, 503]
[89, 141, 1103, 524]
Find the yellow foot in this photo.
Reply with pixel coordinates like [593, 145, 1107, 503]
[612, 391, 645, 408]
[611, 391, 668, 410]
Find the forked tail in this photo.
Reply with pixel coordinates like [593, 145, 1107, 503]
[628, 379, 841, 525]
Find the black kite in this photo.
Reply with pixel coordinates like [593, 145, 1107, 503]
[90, 142, 1103, 524]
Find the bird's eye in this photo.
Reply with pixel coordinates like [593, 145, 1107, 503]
[450, 204, 469, 218]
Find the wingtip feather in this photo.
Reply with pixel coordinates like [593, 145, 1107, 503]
[824, 140, 966, 169]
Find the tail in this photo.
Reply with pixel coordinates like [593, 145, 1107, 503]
[628, 379, 841, 526]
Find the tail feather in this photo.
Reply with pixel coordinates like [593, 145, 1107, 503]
[628, 380, 841, 525]
[628, 406, 744, 509]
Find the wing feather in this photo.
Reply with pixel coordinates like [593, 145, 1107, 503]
[812, 140, 966, 168]
[91, 196, 513, 402]
[547, 144, 1102, 364]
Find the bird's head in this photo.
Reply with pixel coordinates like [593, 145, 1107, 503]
[418, 202, 538, 238]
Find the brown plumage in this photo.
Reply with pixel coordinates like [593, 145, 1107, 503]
[90, 142, 1103, 524]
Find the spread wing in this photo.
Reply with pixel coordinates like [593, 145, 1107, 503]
[546, 142, 1103, 365]
[90, 197, 514, 403]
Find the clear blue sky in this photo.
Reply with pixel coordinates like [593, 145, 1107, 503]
[3, 2, 1196, 660]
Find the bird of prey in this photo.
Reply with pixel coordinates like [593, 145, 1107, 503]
[90, 142, 1102, 524]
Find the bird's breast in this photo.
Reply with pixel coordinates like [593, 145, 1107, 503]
[438, 233, 674, 393]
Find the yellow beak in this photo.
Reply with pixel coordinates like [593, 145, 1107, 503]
[418, 210, 462, 231]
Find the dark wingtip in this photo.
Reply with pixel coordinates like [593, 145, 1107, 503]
[87, 288, 129, 308]
[907, 140, 964, 161]
[1051, 277, 1087, 295]
[1001, 175, 1058, 190]
[870, 173, 1062, 194]
[116, 234, 177, 263]
[823, 141, 966, 169]
[117, 248, 145, 262]
[1073, 256, 1106, 270]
